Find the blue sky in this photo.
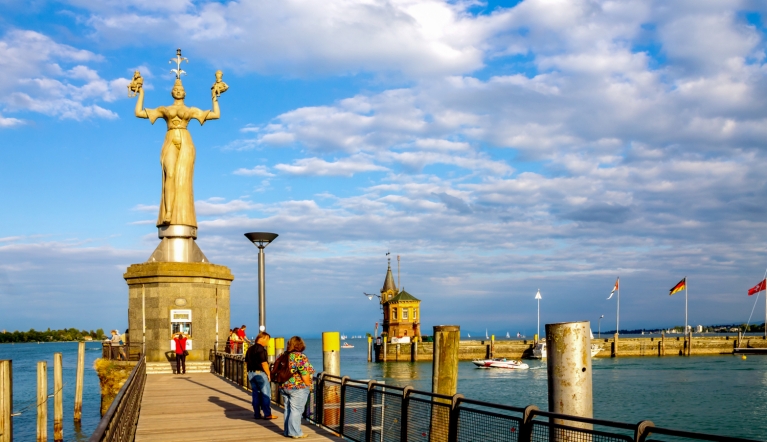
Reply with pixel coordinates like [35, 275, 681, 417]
[2, 0, 767, 338]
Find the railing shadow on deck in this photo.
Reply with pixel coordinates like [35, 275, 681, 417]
[88, 355, 146, 442]
[213, 351, 761, 442]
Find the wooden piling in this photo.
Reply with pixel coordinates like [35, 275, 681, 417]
[687, 332, 692, 356]
[53, 353, 62, 442]
[74, 342, 85, 423]
[0, 360, 11, 442]
[612, 333, 619, 357]
[431, 325, 460, 442]
[367, 336, 372, 362]
[395, 344, 401, 361]
[322, 332, 341, 427]
[546, 321, 593, 432]
[37, 361, 47, 442]
[490, 334, 495, 358]
[661, 333, 665, 356]
[411, 337, 418, 362]
[382, 337, 388, 362]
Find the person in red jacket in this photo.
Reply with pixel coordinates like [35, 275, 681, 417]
[173, 331, 188, 374]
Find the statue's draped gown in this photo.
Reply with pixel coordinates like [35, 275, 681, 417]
[145, 105, 210, 228]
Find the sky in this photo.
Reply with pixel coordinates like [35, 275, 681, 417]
[2, 0, 767, 338]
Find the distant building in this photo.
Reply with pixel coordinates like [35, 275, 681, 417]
[83, 336, 93, 341]
[379, 258, 421, 341]
[696, 325, 703, 333]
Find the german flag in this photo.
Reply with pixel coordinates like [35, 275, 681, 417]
[669, 277, 686, 296]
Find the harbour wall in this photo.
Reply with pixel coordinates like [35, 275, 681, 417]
[379, 336, 766, 361]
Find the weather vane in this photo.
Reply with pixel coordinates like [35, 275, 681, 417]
[170, 48, 188, 79]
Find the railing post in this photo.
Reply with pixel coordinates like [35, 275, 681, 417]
[74, 342, 85, 422]
[0, 360, 11, 442]
[634, 420, 654, 442]
[316, 373, 325, 426]
[401, 386, 413, 442]
[546, 322, 593, 431]
[447, 394, 464, 442]
[364, 380, 375, 442]
[37, 361, 47, 442]
[53, 353, 63, 442]
[519, 405, 539, 442]
[339, 376, 349, 437]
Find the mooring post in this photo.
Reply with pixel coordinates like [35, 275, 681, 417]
[74, 342, 85, 423]
[322, 332, 341, 427]
[612, 332, 619, 357]
[396, 343, 401, 361]
[661, 332, 665, 356]
[490, 334, 495, 358]
[687, 332, 692, 356]
[53, 353, 63, 442]
[411, 337, 418, 362]
[0, 360, 11, 442]
[431, 325, 460, 442]
[275, 337, 285, 358]
[546, 321, 593, 432]
[382, 336, 388, 362]
[367, 336, 372, 362]
[267, 337, 276, 364]
[37, 361, 47, 442]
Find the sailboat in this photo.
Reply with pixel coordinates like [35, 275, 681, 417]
[485, 329, 489, 339]
[467, 333, 471, 338]
[506, 332, 510, 339]
[340, 333, 347, 340]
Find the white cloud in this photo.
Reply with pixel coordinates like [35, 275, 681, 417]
[274, 156, 388, 177]
[0, 29, 129, 123]
[195, 198, 259, 216]
[75, 0, 516, 77]
[233, 165, 275, 177]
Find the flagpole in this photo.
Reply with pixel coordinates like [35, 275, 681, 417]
[685, 277, 688, 337]
[616, 277, 620, 335]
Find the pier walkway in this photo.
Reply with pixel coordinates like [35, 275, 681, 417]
[135, 373, 342, 441]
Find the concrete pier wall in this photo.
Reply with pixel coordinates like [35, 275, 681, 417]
[380, 336, 765, 361]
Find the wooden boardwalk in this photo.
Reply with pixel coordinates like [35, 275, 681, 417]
[135, 373, 343, 441]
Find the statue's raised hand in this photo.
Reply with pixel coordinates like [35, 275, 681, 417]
[128, 71, 144, 98]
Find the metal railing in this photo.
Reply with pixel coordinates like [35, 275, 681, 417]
[88, 356, 146, 442]
[212, 352, 760, 442]
[101, 342, 143, 361]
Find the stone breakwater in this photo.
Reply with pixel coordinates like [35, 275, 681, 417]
[379, 336, 767, 361]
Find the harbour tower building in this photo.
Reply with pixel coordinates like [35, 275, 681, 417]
[379, 259, 421, 342]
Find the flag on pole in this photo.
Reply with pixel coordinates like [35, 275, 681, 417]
[607, 277, 619, 300]
[748, 279, 766, 296]
[669, 278, 686, 296]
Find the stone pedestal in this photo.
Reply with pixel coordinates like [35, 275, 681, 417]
[124, 262, 233, 363]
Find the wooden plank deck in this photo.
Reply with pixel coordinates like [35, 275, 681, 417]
[135, 373, 343, 441]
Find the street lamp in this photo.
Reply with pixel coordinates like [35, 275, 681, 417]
[598, 315, 604, 339]
[244, 232, 279, 332]
[364, 292, 383, 338]
[535, 289, 542, 342]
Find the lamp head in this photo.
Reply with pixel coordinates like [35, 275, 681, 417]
[244, 232, 279, 248]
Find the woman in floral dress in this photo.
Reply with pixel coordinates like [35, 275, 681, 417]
[280, 336, 315, 439]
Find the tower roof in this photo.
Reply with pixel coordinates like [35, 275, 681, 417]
[386, 289, 420, 304]
[381, 262, 397, 294]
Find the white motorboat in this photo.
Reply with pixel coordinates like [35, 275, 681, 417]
[472, 358, 529, 370]
[342, 342, 354, 348]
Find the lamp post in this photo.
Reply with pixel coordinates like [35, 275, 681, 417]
[598, 315, 604, 339]
[245, 232, 278, 332]
[364, 292, 384, 338]
[535, 289, 542, 342]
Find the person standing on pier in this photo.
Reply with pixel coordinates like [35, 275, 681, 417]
[246, 332, 277, 420]
[279, 336, 315, 439]
[173, 331, 188, 374]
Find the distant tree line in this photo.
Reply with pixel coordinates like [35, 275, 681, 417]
[0, 328, 106, 343]
[606, 323, 766, 335]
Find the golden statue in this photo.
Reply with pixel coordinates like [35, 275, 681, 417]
[131, 49, 227, 228]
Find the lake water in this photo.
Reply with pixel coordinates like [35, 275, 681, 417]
[1, 339, 766, 440]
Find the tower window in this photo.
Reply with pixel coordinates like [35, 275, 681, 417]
[413, 309, 417, 320]
[392, 308, 397, 320]
[402, 308, 409, 320]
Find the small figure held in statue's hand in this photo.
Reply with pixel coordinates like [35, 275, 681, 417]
[127, 71, 143, 97]
[211, 70, 228, 99]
